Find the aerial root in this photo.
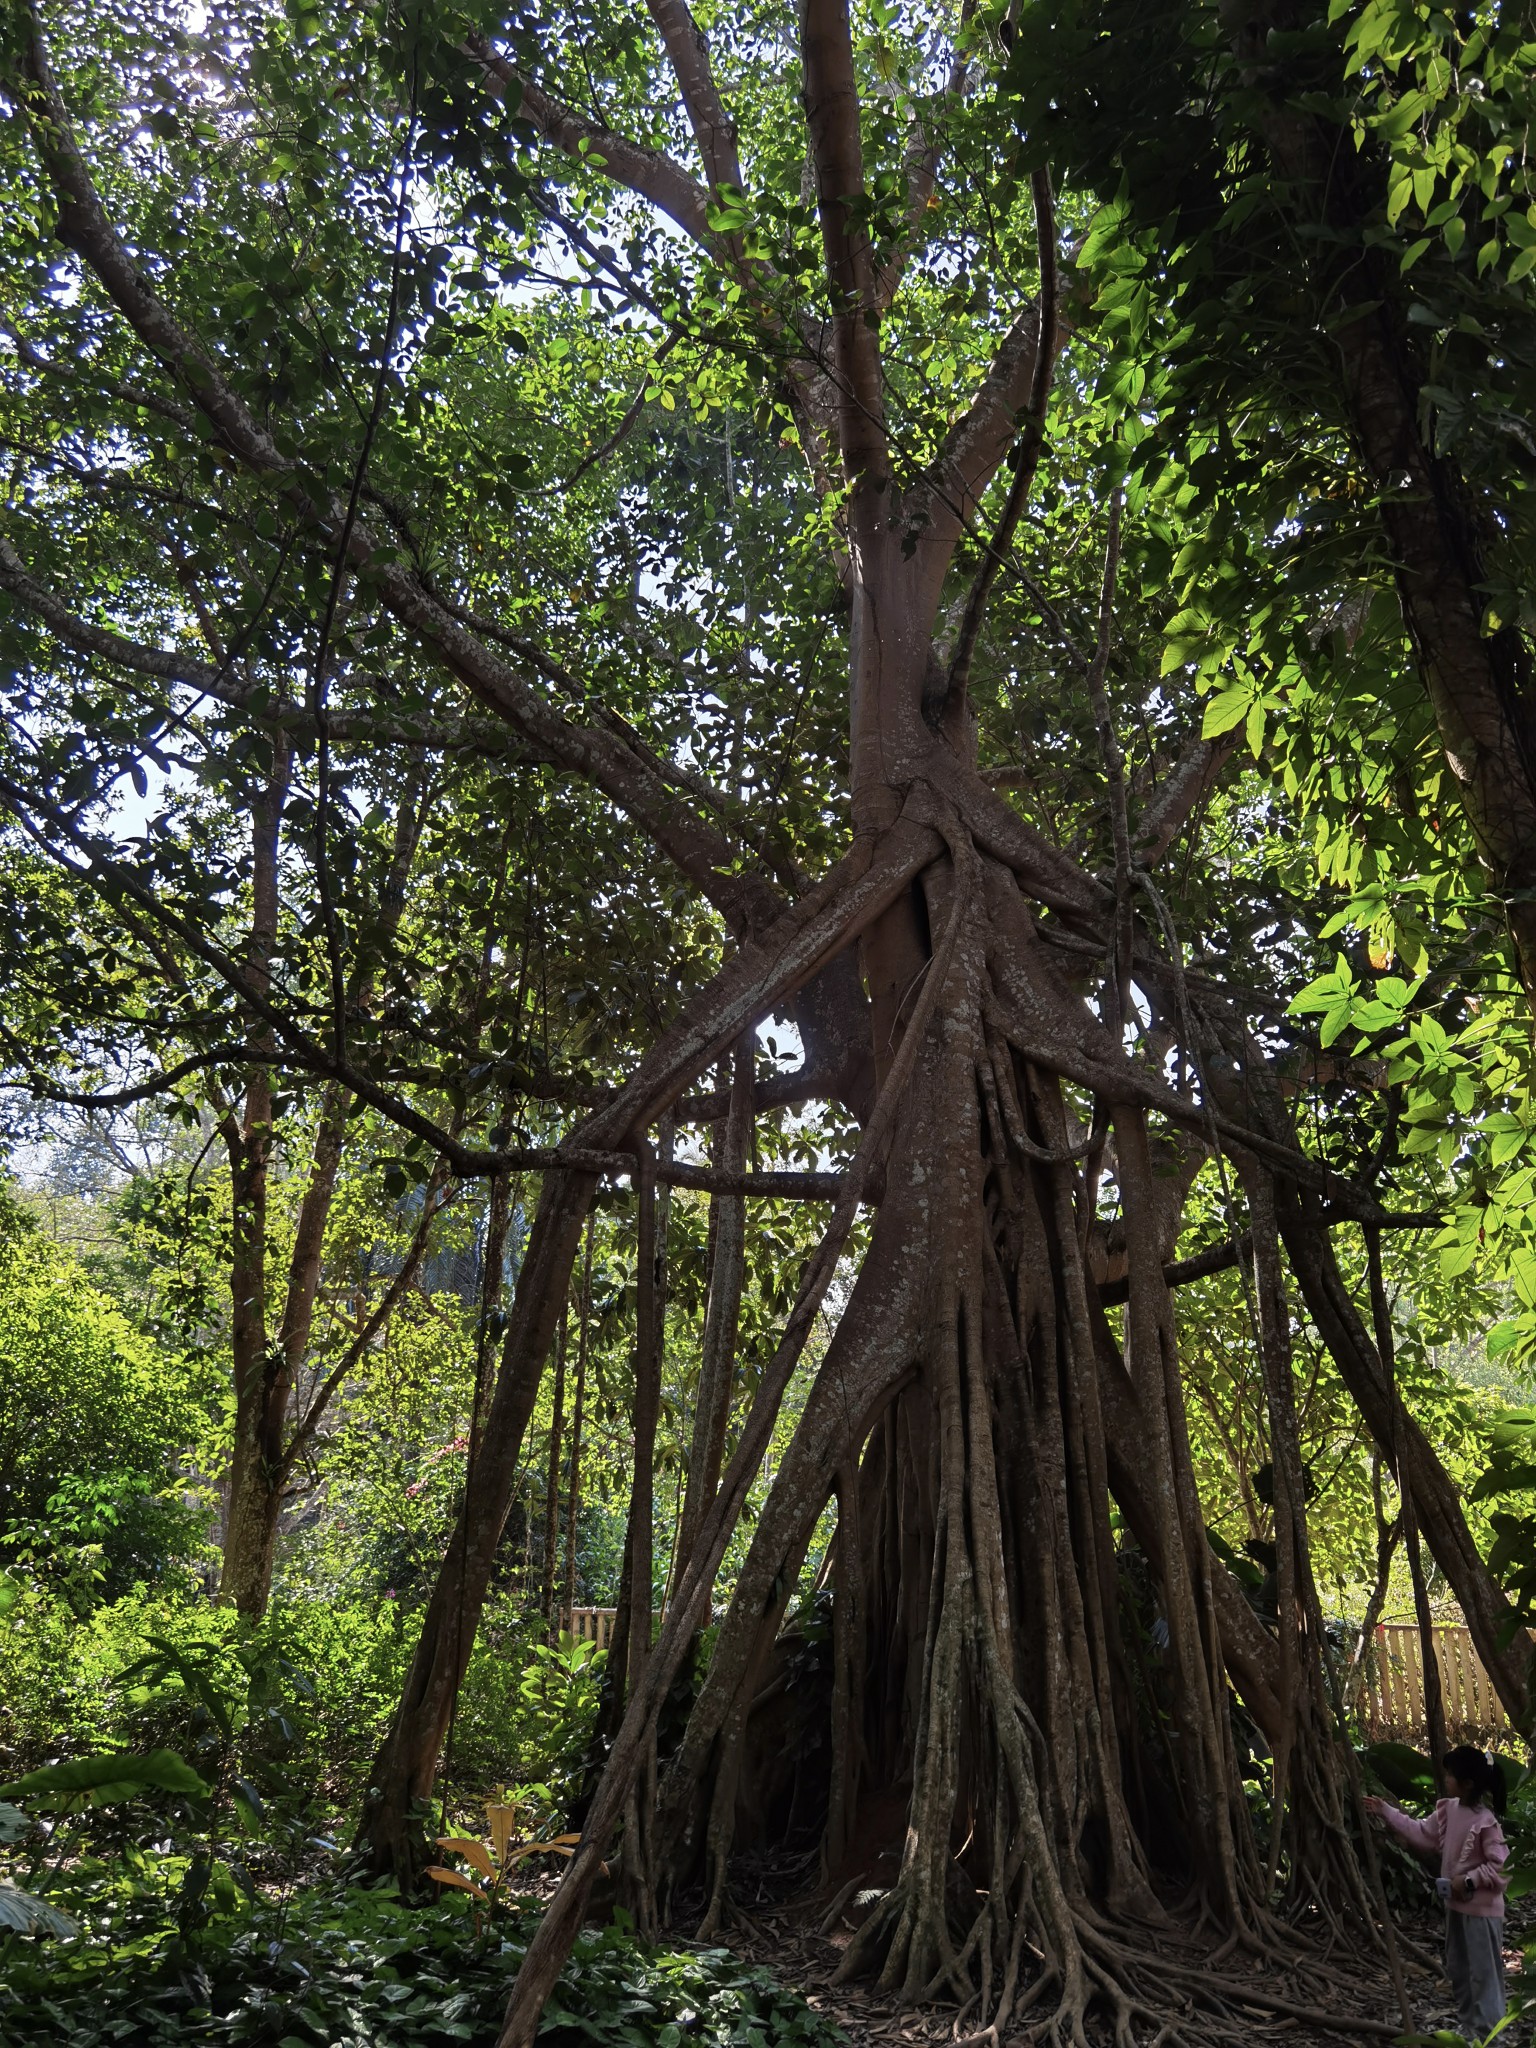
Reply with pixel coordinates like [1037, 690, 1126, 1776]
[826, 1815, 1408, 2046]
[942, 1907, 1410, 2048]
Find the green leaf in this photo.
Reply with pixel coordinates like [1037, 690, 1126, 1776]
[1244, 697, 1266, 757]
[0, 1749, 208, 1810]
[1200, 685, 1251, 738]
[0, 1884, 78, 1938]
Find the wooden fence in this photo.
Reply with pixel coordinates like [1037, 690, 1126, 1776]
[1358, 1623, 1512, 1743]
[561, 1606, 619, 1652]
[563, 1611, 1513, 1745]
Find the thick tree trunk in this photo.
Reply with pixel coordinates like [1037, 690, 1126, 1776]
[359, 824, 941, 1873]
[645, 873, 1268, 2021]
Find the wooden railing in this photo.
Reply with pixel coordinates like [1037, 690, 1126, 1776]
[561, 1606, 620, 1652]
[1358, 1623, 1512, 1742]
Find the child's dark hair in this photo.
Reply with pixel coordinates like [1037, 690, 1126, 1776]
[1442, 1745, 1506, 1814]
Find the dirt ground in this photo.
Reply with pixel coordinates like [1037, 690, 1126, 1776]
[711, 1865, 1536, 2046]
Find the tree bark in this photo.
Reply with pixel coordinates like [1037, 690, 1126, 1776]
[1366, 1226, 1448, 1777]
[219, 776, 431, 1616]
[562, 1217, 594, 1622]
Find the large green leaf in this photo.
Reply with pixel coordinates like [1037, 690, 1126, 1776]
[0, 1884, 79, 1937]
[0, 1749, 208, 1809]
[1359, 1740, 1435, 1802]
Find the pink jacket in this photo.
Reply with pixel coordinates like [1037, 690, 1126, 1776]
[1380, 1798, 1509, 1917]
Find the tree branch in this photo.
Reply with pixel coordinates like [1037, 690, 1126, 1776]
[6, 37, 786, 937]
[1133, 730, 1238, 866]
[0, 322, 196, 433]
[801, 0, 885, 477]
[940, 169, 1059, 718]
[0, 1036, 252, 1108]
[643, 0, 743, 199]
[0, 762, 937, 1183]
[280, 1169, 459, 1476]
[467, 34, 717, 252]
[8, 4, 285, 471]
[901, 298, 1049, 610]
[872, 26, 972, 313]
[0, 535, 541, 759]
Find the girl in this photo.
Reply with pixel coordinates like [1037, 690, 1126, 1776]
[1364, 1746, 1510, 2040]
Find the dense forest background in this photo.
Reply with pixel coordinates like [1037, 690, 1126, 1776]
[1, 0, 1536, 2041]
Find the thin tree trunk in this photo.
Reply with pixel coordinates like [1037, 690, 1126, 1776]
[619, 1120, 670, 1930]
[541, 1314, 567, 1633]
[1278, 1188, 1529, 1720]
[219, 739, 291, 1616]
[563, 1215, 594, 1623]
[675, 1032, 752, 1584]
[1347, 1454, 1400, 1693]
[1366, 1226, 1448, 1774]
[361, 841, 926, 1876]
[499, 937, 941, 2046]
[221, 770, 431, 1617]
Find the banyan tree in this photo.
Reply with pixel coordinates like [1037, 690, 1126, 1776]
[2, 0, 1534, 2040]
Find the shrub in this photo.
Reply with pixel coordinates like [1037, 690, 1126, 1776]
[0, 1873, 845, 2047]
[0, 1202, 212, 1605]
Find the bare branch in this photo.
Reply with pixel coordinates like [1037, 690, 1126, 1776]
[941, 169, 1059, 717]
[467, 33, 717, 251]
[1134, 731, 1239, 866]
[426, 588, 756, 838]
[643, 0, 743, 198]
[466, 31, 852, 517]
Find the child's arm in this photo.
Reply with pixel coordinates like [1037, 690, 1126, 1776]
[1465, 1816, 1509, 1897]
[1365, 1796, 1445, 1854]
